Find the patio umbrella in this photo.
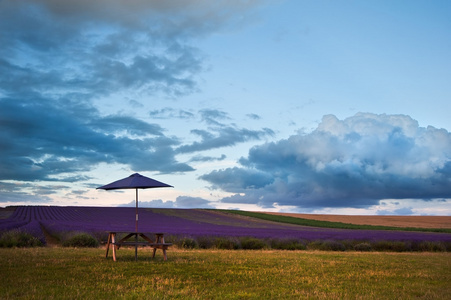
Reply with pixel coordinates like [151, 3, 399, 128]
[97, 173, 173, 261]
[97, 173, 173, 232]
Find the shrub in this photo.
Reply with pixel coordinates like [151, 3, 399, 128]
[307, 240, 345, 251]
[445, 242, 451, 252]
[177, 237, 198, 249]
[0, 230, 43, 248]
[412, 241, 446, 252]
[270, 238, 306, 250]
[372, 241, 407, 252]
[214, 237, 240, 250]
[354, 242, 372, 252]
[62, 233, 99, 248]
[197, 236, 214, 249]
[323, 240, 346, 251]
[239, 237, 267, 250]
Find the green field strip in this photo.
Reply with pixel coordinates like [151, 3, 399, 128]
[219, 209, 451, 233]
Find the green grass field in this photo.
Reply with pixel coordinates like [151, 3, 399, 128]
[222, 209, 451, 233]
[1, 247, 450, 299]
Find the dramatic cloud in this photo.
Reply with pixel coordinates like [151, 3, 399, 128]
[0, 182, 53, 203]
[0, 1, 210, 99]
[200, 113, 451, 209]
[0, 98, 194, 181]
[0, 0, 266, 98]
[177, 127, 275, 154]
[176, 109, 275, 153]
[0, 1, 270, 185]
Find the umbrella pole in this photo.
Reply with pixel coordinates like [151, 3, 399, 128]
[135, 188, 138, 261]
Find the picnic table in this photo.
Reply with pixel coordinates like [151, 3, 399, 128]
[105, 231, 172, 261]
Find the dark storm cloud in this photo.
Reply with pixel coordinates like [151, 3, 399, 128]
[0, 0, 264, 98]
[0, 182, 53, 203]
[0, 1, 268, 187]
[0, 98, 193, 181]
[200, 113, 451, 209]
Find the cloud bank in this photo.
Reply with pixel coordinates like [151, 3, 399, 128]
[120, 195, 214, 209]
[0, 1, 271, 185]
[200, 113, 451, 209]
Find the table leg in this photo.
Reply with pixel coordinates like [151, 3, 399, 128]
[152, 234, 166, 260]
[159, 234, 168, 261]
[152, 234, 159, 258]
[112, 233, 117, 262]
[135, 233, 138, 261]
[163, 250, 167, 261]
[105, 233, 112, 258]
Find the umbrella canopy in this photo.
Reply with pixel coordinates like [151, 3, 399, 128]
[97, 173, 173, 191]
[97, 173, 173, 232]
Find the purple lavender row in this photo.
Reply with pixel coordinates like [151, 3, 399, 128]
[2, 206, 451, 244]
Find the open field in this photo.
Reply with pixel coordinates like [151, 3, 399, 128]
[265, 212, 451, 229]
[1, 247, 450, 299]
[2, 206, 451, 252]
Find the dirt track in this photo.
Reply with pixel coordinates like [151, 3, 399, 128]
[265, 213, 451, 229]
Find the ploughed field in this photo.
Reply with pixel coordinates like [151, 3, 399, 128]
[1, 206, 450, 251]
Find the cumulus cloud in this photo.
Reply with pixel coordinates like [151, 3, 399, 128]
[121, 195, 214, 208]
[200, 113, 451, 209]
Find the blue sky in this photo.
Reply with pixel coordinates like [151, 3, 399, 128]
[1, 0, 450, 215]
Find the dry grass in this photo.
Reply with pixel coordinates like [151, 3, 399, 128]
[265, 213, 451, 229]
[1, 248, 451, 299]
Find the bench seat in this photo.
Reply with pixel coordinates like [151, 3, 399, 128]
[105, 232, 172, 261]
[112, 242, 173, 247]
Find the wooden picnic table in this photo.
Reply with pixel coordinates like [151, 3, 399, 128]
[105, 231, 172, 261]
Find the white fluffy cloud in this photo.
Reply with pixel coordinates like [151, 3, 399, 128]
[201, 113, 451, 209]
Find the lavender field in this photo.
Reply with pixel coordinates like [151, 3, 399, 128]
[1, 206, 451, 250]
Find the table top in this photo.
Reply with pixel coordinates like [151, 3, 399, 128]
[107, 231, 165, 235]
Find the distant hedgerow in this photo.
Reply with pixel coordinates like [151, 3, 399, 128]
[308, 240, 346, 251]
[270, 238, 306, 250]
[239, 237, 268, 250]
[62, 232, 99, 248]
[197, 236, 215, 249]
[0, 230, 43, 248]
[214, 237, 240, 250]
[411, 241, 447, 252]
[372, 241, 407, 252]
[354, 242, 372, 252]
[177, 237, 198, 249]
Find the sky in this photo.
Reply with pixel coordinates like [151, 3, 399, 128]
[1, 0, 450, 215]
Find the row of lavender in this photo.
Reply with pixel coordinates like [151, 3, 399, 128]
[1, 206, 451, 246]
